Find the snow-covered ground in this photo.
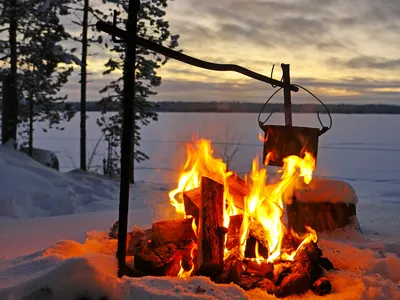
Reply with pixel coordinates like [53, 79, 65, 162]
[0, 134, 399, 299]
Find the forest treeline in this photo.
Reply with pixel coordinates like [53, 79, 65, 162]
[69, 101, 400, 114]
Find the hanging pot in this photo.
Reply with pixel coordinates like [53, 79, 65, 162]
[260, 124, 324, 167]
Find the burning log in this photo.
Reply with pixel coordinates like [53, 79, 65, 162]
[151, 218, 195, 247]
[226, 214, 243, 251]
[312, 278, 332, 296]
[183, 173, 249, 220]
[196, 177, 226, 277]
[239, 273, 264, 290]
[277, 273, 311, 298]
[253, 278, 277, 295]
[244, 260, 274, 279]
[218, 250, 243, 284]
[134, 243, 184, 276]
[127, 227, 152, 255]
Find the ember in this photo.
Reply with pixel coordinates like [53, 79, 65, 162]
[110, 137, 334, 297]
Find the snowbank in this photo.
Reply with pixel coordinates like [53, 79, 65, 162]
[294, 177, 359, 204]
[0, 227, 399, 300]
[0, 143, 172, 218]
[0, 231, 247, 300]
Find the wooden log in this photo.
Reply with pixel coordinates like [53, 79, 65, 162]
[239, 273, 264, 290]
[218, 250, 243, 284]
[127, 228, 152, 255]
[226, 214, 243, 251]
[134, 243, 183, 276]
[196, 176, 226, 277]
[183, 173, 249, 219]
[151, 217, 195, 247]
[312, 278, 332, 296]
[244, 259, 274, 279]
[183, 187, 201, 218]
[277, 273, 311, 298]
[287, 199, 357, 233]
[253, 278, 277, 295]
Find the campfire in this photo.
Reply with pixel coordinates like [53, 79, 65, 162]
[110, 137, 334, 297]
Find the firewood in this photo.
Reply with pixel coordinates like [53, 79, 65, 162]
[239, 273, 264, 290]
[290, 261, 323, 285]
[226, 173, 249, 203]
[277, 273, 311, 298]
[249, 221, 270, 252]
[218, 249, 243, 284]
[127, 228, 152, 255]
[183, 173, 249, 219]
[312, 278, 332, 296]
[287, 198, 357, 233]
[183, 187, 201, 218]
[226, 214, 243, 251]
[197, 177, 226, 277]
[253, 278, 277, 295]
[294, 242, 322, 263]
[244, 259, 274, 279]
[134, 243, 183, 276]
[245, 235, 268, 259]
[151, 218, 195, 247]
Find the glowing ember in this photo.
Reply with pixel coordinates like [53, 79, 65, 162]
[169, 136, 317, 267]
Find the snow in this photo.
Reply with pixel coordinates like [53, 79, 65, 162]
[294, 177, 359, 204]
[0, 140, 399, 299]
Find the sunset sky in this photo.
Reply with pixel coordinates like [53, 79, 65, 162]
[62, 0, 400, 104]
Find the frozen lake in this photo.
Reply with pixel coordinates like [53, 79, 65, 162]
[32, 112, 400, 204]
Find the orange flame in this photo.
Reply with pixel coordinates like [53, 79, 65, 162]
[177, 241, 197, 279]
[169, 137, 317, 267]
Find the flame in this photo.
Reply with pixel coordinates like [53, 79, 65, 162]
[177, 241, 197, 279]
[169, 137, 318, 268]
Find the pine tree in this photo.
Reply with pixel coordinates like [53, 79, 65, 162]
[68, 0, 107, 171]
[97, 0, 179, 183]
[0, 0, 78, 150]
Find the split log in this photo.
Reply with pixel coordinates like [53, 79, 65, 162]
[244, 259, 274, 279]
[277, 273, 311, 298]
[253, 278, 277, 295]
[151, 218, 195, 247]
[197, 177, 226, 277]
[318, 257, 334, 271]
[183, 173, 249, 219]
[226, 214, 243, 251]
[294, 242, 322, 263]
[218, 250, 243, 284]
[183, 188, 201, 218]
[239, 273, 264, 290]
[288, 178, 358, 233]
[134, 243, 183, 276]
[127, 228, 152, 255]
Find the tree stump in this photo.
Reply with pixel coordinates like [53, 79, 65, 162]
[288, 178, 359, 233]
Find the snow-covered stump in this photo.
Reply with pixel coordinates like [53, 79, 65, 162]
[288, 178, 359, 233]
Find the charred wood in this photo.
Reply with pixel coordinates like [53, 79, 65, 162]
[312, 278, 332, 296]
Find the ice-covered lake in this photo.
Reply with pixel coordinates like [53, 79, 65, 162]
[32, 112, 400, 204]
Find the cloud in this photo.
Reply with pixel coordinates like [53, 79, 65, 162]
[340, 56, 400, 70]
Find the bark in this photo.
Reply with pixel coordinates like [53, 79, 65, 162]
[197, 177, 226, 277]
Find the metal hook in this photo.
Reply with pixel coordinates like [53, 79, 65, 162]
[112, 10, 125, 43]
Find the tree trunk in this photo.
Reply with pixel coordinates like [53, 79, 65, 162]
[79, 0, 89, 171]
[28, 91, 33, 157]
[7, 0, 18, 145]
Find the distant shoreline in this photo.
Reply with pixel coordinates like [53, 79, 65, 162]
[67, 101, 400, 114]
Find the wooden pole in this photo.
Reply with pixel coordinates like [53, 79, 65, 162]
[117, 0, 139, 278]
[79, 0, 89, 171]
[281, 64, 292, 126]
